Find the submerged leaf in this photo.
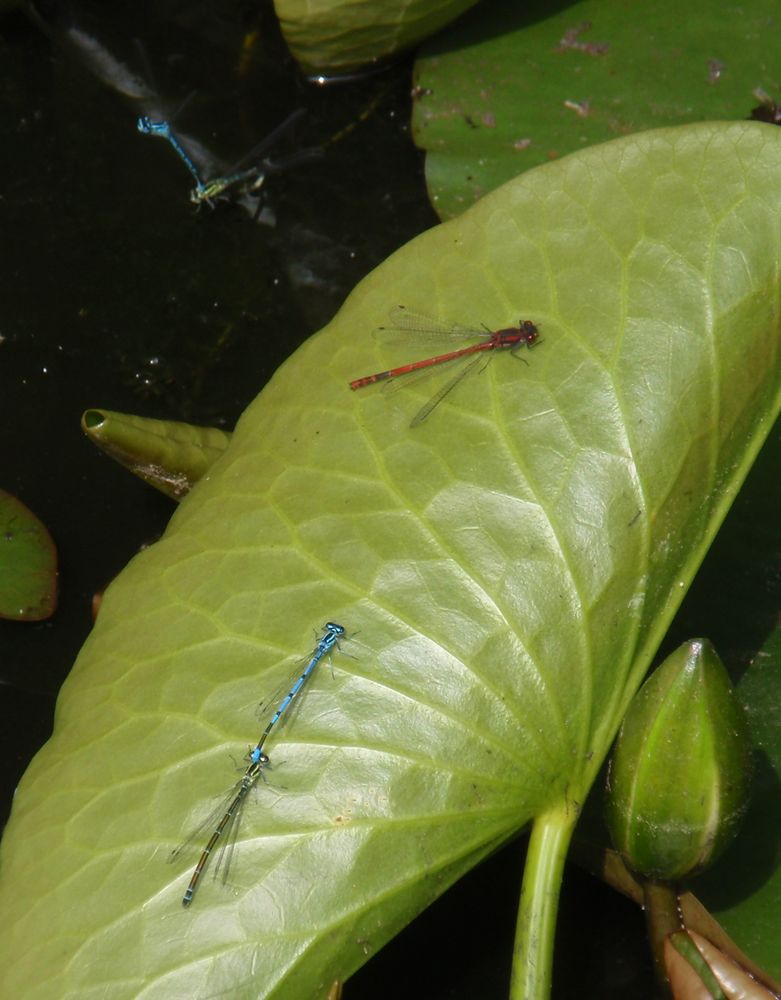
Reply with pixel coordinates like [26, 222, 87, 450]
[1, 122, 781, 997]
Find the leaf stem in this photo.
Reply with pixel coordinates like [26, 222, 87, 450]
[510, 802, 579, 1000]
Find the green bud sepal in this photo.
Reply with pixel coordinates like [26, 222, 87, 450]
[605, 639, 753, 882]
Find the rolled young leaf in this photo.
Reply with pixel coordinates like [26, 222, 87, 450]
[81, 408, 232, 500]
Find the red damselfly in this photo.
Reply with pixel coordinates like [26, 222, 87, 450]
[349, 306, 539, 426]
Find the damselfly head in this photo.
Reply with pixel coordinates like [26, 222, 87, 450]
[520, 320, 539, 345]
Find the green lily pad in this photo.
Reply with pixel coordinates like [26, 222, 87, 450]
[1, 121, 781, 998]
[274, 0, 479, 75]
[414, 0, 781, 219]
[0, 489, 57, 621]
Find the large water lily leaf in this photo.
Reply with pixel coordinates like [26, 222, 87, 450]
[1, 122, 780, 998]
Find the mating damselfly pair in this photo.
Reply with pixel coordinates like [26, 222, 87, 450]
[170, 622, 345, 906]
[137, 107, 321, 207]
[349, 306, 540, 426]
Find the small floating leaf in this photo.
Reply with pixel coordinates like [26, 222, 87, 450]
[0, 489, 57, 621]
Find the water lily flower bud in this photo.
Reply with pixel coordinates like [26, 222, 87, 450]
[605, 639, 752, 881]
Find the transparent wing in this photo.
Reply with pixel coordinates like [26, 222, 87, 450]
[410, 354, 492, 426]
[261, 146, 324, 179]
[251, 628, 341, 747]
[214, 800, 242, 886]
[195, 109, 311, 202]
[252, 659, 311, 739]
[231, 108, 307, 171]
[377, 305, 484, 342]
[212, 776, 262, 888]
[168, 776, 247, 865]
[169, 766, 271, 903]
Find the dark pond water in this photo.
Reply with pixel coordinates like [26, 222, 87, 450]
[1, 3, 779, 998]
[0, 0, 434, 816]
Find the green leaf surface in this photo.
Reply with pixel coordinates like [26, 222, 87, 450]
[413, 0, 781, 220]
[1, 121, 781, 997]
[81, 408, 232, 500]
[273, 0, 478, 75]
[0, 489, 57, 621]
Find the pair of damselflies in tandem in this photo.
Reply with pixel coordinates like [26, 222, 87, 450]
[137, 108, 321, 207]
[349, 307, 540, 426]
[171, 622, 345, 907]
